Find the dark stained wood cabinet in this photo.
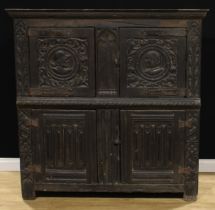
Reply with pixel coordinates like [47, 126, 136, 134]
[7, 9, 208, 201]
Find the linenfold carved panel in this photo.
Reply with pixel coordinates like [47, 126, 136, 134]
[121, 111, 184, 184]
[131, 120, 175, 170]
[44, 122, 86, 170]
[38, 111, 97, 183]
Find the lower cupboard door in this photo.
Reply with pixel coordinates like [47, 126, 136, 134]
[120, 110, 185, 184]
[32, 110, 97, 184]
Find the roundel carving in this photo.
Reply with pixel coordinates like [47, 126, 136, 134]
[47, 47, 79, 81]
[136, 46, 170, 81]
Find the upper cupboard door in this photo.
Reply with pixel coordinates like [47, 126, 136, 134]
[120, 28, 186, 97]
[28, 28, 95, 96]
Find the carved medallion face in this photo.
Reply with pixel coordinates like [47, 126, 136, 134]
[47, 47, 78, 81]
[137, 47, 170, 81]
[35, 29, 93, 94]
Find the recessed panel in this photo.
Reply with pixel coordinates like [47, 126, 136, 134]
[120, 28, 186, 97]
[29, 28, 95, 96]
[121, 110, 185, 184]
[33, 110, 96, 184]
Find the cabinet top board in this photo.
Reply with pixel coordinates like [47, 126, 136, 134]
[5, 9, 209, 19]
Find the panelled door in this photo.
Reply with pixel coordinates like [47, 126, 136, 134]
[28, 28, 95, 96]
[120, 28, 186, 97]
[120, 110, 185, 184]
[32, 110, 97, 184]
[97, 109, 120, 184]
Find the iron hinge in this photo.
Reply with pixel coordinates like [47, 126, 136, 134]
[26, 118, 39, 127]
[178, 119, 192, 128]
[27, 165, 41, 173]
[178, 166, 192, 175]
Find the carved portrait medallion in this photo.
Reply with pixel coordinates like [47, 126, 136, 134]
[47, 46, 79, 81]
[38, 37, 89, 89]
[126, 38, 177, 89]
[137, 46, 170, 81]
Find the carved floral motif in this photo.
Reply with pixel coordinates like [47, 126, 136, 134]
[184, 111, 199, 197]
[18, 110, 34, 198]
[187, 20, 201, 97]
[14, 20, 29, 95]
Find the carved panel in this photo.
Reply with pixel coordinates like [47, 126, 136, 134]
[29, 28, 95, 96]
[131, 121, 175, 170]
[184, 111, 199, 197]
[96, 28, 119, 96]
[38, 38, 89, 88]
[45, 123, 86, 170]
[126, 39, 177, 88]
[187, 20, 202, 97]
[14, 20, 29, 96]
[121, 111, 185, 184]
[36, 110, 97, 183]
[120, 28, 186, 97]
[18, 109, 35, 198]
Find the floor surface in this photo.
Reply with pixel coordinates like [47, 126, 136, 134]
[0, 172, 214, 210]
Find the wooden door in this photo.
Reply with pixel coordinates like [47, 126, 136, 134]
[28, 28, 95, 96]
[97, 109, 120, 184]
[120, 28, 186, 97]
[121, 110, 185, 184]
[32, 110, 97, 184]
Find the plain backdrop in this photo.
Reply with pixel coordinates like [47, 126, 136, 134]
[0, 0, 214, 158]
